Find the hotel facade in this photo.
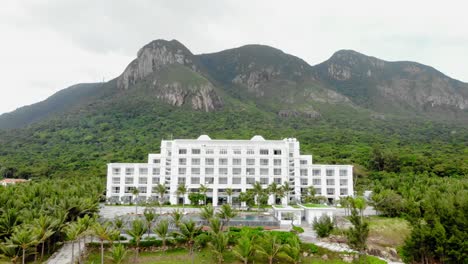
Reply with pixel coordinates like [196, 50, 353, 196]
[106, 135, 353, 206]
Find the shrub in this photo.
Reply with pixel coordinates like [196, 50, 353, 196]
[194, 232, 211, 248]
[301, 243, 319, 254]
[291, 226, 304, 234]
[268, 231, 297, 243]
[313, 215, 334, 238]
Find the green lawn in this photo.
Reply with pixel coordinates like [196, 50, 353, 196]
[301, 203, 330, 208]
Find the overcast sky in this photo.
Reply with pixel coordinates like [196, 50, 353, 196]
[1, 0, 467, 114]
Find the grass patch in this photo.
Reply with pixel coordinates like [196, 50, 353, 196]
[367, 216, 410, 247]
[302, 203, 330, 208]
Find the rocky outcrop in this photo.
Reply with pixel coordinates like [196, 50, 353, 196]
[232, 67, 281, 96]
[156, 82, 223, 112]
[278, 109, 321, 119]
[117, 39, 197, 90]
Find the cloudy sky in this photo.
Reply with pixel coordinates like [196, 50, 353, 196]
[1, 0, 467, 114]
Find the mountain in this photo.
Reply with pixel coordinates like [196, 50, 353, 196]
[313, 50, 468, 119]
[1, 39, 467, 131]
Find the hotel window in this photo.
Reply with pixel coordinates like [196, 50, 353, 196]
[300, 160, 308, 165]
[313, 179, 321, 185]
[220, 149, 228, 155]
[139, 168, 148, 175]
[274, 159, 282, 166]
[205, 177, 214, 184]
[273, 149, 282, 155]
[246, 159, 255, 165]
[312, 169, 321, 176]
[340, 188, 348, 195]
[233, 149, 241, 155]
[205, 158, 214, 165]
[233, 168, 241, 175]
[112, 177, 120, 184]
[138, 187, 147, 193]
[274, 178, 281, 184]
[340, 179, 348, 186]
[246, 178, 255, 184]
[327, 188, 335, 195]
[205, 168, 214, 175]
[232, 177, 241, 184]
[191, 177, 200, 184]
[191, 158, 200, 165]
[111, 187, 120, 193]
[178, 168, 186, 175]
[326, 179, 335, 185]
[219, 177, 228, 184]
[179, 149, 187, 154]
[260, 159, 269, 166]
[246, 168, 255, 175]
[233, 158, 241, 165]
[300, 169, 308, 176]
[153, 159, 160, 164]
[260, 149, 269, 155]
[206, 149, 214, 154]
[125, 168, 134, 175]
[300, 179, 308, 185]
[260, 178, 268, 185]
[165, 168, 171, 175]
[274, 168, 281, 175]
[138, 177, 147, 184]
[152, 168, 160, 175]
[179, 158, 186, 165]
[124, 187, 133, 193]
[192, 148, 201, 154]
[315, 188, 322, 195]
[339, 169, 348, 177]
[246, 149, 255, 155]
[219, 168, 228, 175]
[178, 177, 186, 184]
[219, 158, 228, 166]
[260, 168, 269, 175]
[152, 177, 160, 184]
[191, 168, 200, 175]
[112, 168, 121, 175]
[326, 169, 335, 177]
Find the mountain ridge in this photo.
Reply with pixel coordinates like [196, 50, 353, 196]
[0, 39, 467, 129]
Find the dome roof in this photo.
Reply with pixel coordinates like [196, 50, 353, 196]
[197, 135, 211, 140]
[250, 135, 265, 141]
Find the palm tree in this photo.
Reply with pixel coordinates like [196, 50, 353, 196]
[107, 243, 128, 264]
[304, 186, 316, 203]
[225, 188, 233, 206]
[131, 187, 140, 214]
[256, 232, 284, 264]
[232, 231, 256, 264]
[268, 182, 280, 205]
[155, 184, 166, 213]
[251, 182, 264, 213]
[208, 231, 228, 264]
[170, 209, 184, 228]
[7, 226, 38, 264]
[31, 215, 57, 262]
[126, 219, 147, 262]
[282, 182, 291, 206]
[200, 204, 214, 222]
[174, 220, 201, 264]
[0, 208, 20, 238]
[93, 221, 115, 264]
[281, 236, 301, 264]
[143, 208, 157, 238]
[77, 214, 94, 263]
[217, 204, 237, 228]
[153, 219, 169, 250]
[176, 184, 187, 210]
[199, 184, 209, 205]
[0, 242, 19, 264]
[208, 217, 222, 234]
[113, 217, 125, 243]
[64, 222, 80, 264]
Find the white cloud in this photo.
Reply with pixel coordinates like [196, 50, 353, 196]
[0, 0, 467, 114]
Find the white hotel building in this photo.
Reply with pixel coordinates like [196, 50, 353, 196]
[106, 135, 353, 206]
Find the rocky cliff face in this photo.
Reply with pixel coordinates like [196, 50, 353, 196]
[116, 39, 223, 111]
[117, 39, 198, 90]
[313, 50, 468, 115]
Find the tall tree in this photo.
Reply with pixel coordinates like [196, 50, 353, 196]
[93, 221, 116, 264]
[225, 188, 233, 206]
[64, 222, 80, 264]
[174, 220, 201, 264]
[282, 182, 291, 206]
[255, 232, 283, 264]
[251, 181, 264, 213]
[347, 202, 369, 260]
[131, 187, 140, 215]
[232, 230, 256, 264]
[176, 184, 187, 210]
[155, 183, 167, 213]
[217, 204, 237, 229]
[199, 184, 209, 205]
[143, 208, 157, 237]
[7, 226, 38, 264]
[31, 215, 57, 262]
[153, 219, 169, 250]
